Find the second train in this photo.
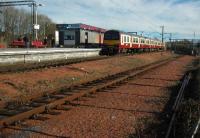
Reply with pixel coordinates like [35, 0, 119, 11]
[101, 30, 165, 55]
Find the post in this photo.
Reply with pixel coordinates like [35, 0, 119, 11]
[35, 4, 38, 40]
[169, 33, 172, 50]
[160, 26, 164, 43]
[32, 3, 35, 41]
[192, 32, 195, 55]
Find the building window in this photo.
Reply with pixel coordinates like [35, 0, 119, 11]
[124, 36, 126, 43]
[64, 35, 75, 40]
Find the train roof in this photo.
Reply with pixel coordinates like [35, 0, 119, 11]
[56, 23, 106, 32]
[105, 30, 162, 42]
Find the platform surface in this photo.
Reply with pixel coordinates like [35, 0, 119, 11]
[0, 48, 101, 56]
[0, 48, 101, 64]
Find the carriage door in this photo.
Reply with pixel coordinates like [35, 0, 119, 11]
[85, 32, 88, 45]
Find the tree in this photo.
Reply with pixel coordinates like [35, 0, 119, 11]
[0, 6, 56, 47]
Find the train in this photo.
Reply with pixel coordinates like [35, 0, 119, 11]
[101, 30, 165, 55]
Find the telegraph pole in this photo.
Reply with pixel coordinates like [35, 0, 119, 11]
[160, 26, 164, 43]
[169, 33, 172, 47]
[169, 33, 172, 42]
[192, 32, 196, 55]
[168, 33, 172, 50]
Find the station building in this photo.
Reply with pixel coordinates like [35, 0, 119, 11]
[56, 23, 106, 48]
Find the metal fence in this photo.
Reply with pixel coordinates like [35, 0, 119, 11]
[166, 39, 200, 56]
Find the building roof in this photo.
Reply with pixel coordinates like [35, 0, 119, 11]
[56, 23, 106, 32]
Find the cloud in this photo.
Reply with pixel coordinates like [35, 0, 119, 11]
[37, 0, 200, 39]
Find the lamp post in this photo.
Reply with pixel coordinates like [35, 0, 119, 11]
[33, 3, 44, 40]
[0, 10, 2, 33]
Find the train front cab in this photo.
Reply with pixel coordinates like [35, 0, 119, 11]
[101, 30, 120, 55]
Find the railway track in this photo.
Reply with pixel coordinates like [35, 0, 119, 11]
[0, 55, 180, 129]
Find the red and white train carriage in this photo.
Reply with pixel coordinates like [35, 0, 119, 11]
[101, 30, 165, 55]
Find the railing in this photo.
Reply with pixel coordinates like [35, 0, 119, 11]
[165, 73, 191, 138]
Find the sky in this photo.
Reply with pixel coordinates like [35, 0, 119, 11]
[34, 0, 200, 40]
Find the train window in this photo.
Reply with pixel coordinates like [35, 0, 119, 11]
[141, 39, 145, 43]
[136, 38, 138, 43]
[133, 38, 138, 43]
[104, 31, 120, 40]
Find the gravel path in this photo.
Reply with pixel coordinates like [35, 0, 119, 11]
[0, 55, 195, 138]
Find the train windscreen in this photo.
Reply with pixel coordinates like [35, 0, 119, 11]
[104, 31, 120, 40]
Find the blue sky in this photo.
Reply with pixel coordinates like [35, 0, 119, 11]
[34, 0, 200, 40]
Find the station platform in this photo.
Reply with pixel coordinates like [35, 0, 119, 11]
[0, 48, 101, 64]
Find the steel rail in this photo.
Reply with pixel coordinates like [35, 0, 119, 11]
[191, 117, 200, 138]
